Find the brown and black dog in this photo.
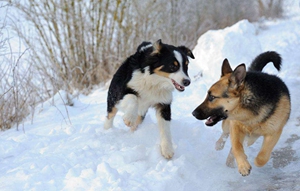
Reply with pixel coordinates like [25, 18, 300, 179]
[192, 51, 291, 176]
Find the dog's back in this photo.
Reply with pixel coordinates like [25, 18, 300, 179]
[243, 51, 290, 122]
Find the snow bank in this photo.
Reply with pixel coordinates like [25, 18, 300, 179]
[190, 20, 261, 86]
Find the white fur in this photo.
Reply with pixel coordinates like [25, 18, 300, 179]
[156, 111, 174, 158]
[114, 68, 174, 156]
[124, 67, 174, 115]
[174, 50, 183, 64]
[120, 94, 138, 127]
[139, 44, 153, 52]
[170, 50, 190, 86]
[112, 66, 179, 159]
[111, 67, 175, 129]
[104, 116, 114, 130]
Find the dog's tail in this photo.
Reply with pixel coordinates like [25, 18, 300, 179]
[248, 51, 281, 72]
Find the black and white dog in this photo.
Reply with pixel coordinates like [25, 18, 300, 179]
[104, 39, 194, 159]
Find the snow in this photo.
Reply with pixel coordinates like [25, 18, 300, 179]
[1, 7, 300, 191]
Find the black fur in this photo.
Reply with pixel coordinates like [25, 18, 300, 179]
[248, 51, 281, 72]
[244, 51, 290, 120]
[107, 39, 193, 114]
[142, 42, 190, 76]
[192, 51, 290, 126]
[107, 56, 138, 113]
[192, 106, 226, 126]
[243, 72, 290, 118]
[105, 39, 194, 159]
[156, 104, 171, 121]
[243, 51, 289, 120]
[245, 51, 290, 112]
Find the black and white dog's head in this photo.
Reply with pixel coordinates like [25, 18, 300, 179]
[138, 39, 195, 92]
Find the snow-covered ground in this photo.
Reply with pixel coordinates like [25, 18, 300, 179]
[1, 6, 300, 191]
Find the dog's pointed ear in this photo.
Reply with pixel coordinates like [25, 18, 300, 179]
[230, 64, 246, 88]
[152, 39, 162, 54]
[221, 59, 233, 77]
[178, 46, 195, 59]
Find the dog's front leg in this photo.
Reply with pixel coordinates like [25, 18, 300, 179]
[120, 94, 138, 130]
[216, 132, 229, 150]
[230, 124, 251, 176]
[155, 103, 174, 159]
[216, 120, 230, 150]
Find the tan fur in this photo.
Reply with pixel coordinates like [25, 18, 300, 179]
[151, 39, 162, 55]
[197, 62, 290, 176]
[107, 107, 118, 119]
[128, 115, 144, 132]
[153, 66, 171, 78]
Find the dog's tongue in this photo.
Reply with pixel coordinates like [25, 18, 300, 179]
[172, 80, 185, 92]
[205, 116, 217, 125]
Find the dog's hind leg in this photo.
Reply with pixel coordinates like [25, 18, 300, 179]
[155, 103, 174, 159]
[226, 148, 235, 168]
[104, 106, 118, 129]
[254, 129, 283, 167]
[216, 120, 230, 150]
[216, 132, 229, 150]
[255, 96, 290, 167]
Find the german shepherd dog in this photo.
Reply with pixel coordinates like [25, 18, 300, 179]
[104, 39, 194, 159]
[192, 51, 290, 176]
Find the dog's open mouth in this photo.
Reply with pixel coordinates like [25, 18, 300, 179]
[205, 115, 227, 126]
[172, 79, 185, 92]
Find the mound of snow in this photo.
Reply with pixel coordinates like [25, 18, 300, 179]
[192, 20, 261, 81]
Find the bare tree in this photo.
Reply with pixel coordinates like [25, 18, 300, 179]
[7, 0, 284, 93]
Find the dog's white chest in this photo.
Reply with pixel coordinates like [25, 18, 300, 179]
[128, 70, 174, 106]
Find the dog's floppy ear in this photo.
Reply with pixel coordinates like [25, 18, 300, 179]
[178, 46, 195, 59]
[152, 39, 162, 54]
[221, 59, 233, 77]
[229, 64, 246, 88]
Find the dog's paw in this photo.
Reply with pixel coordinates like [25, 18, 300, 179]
[160, 143, 174, 159]
[130, 125, 138, 132]
[123, 114, 137, 128]
[226, 154, 235, 168]
[123, 119, 133, 127]
[104, 118, 113, 130]
[215, 139, 226, 150]
[254, 154, 269, 167]
[237, 160, 252, 176]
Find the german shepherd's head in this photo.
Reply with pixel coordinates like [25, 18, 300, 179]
[192, 59, 247, 126]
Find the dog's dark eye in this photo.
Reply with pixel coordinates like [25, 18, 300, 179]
[170, 61, 179, 71]
[208, 95, 215, 102]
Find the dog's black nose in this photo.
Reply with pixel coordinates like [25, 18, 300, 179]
[183, 79, 190, 86]
[192, 110, 198, 117]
